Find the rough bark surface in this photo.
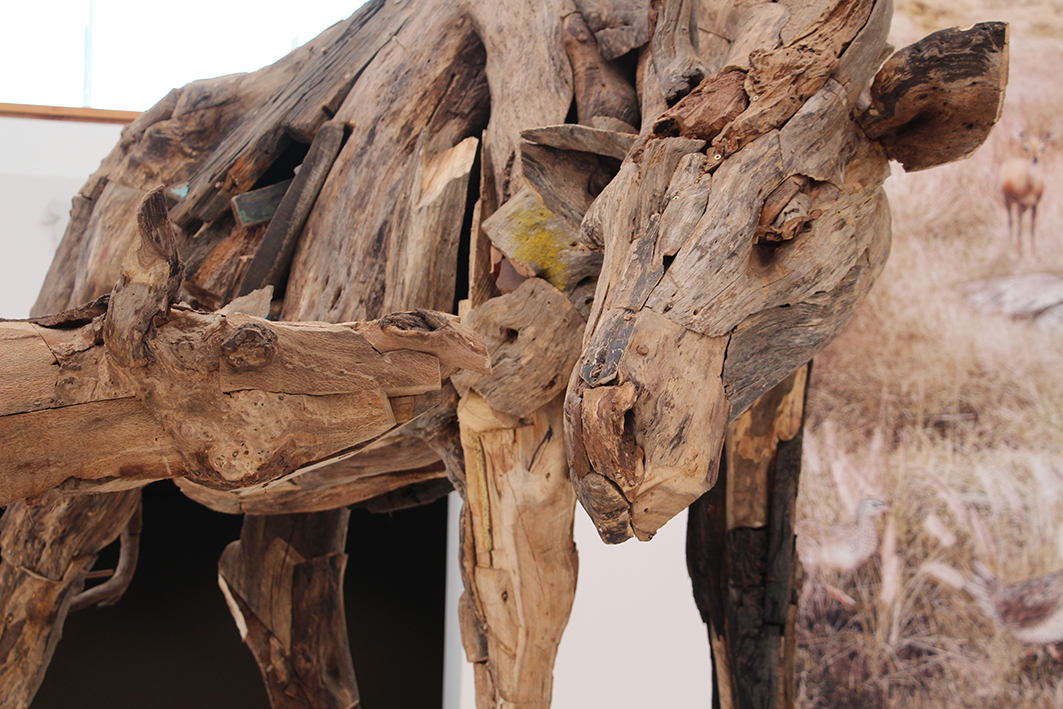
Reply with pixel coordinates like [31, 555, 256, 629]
[687, 367, 808, 709]
[219, 509, 360, 709]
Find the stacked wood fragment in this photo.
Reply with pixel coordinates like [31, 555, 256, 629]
[0, 0, 1007, 707]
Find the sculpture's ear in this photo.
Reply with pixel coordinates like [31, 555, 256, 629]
[857, 22, 1008, 172]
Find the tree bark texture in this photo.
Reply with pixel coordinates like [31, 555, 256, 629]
[687, 366, 809, 709]
[219, 509, 360, 709]
[0, 0, 1009, 706]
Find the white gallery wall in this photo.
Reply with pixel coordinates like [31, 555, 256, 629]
[0, 115, 713, 708]
[0, 116, 123, 318]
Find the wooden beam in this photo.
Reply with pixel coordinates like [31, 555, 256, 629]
[0, 103, 140, 124]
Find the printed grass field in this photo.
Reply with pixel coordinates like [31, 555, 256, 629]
[795, 2, 1063, 705]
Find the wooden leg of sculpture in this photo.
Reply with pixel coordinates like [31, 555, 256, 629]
[0, 490, 141, 708]
[687, 366, 809, 709]
[455, 391, 578, 709]
[218, 509, 360, 709]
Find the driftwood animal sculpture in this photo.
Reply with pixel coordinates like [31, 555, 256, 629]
[1001, 130, 1051, 256]
[967, 562, 1063, 656]
[0, 1, 1007, 708]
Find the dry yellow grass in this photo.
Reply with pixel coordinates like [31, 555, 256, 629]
[796, 3, 1063, 706]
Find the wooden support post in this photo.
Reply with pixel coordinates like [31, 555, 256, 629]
[455, 392, 578, 709]
[0, 491, 141, 709]
[686, 365, 809, 709]
[219, 509, 360, 709]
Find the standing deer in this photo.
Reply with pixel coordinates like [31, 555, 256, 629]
[1002, 131, 1051, 256]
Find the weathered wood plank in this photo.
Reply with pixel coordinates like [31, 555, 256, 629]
[236, 121, 345, 296]
[170, 0, 409, 228]
[521, 123, 638, 161]
[456, 391, 577, 709]
[283, 0, 489, 322]
[220, 314, 441, 398]
[0, 324, 58, 417]
[219, 509, 360, 709]
[382, 135, 479, 314]
[231, 178, 293, 227]
[0, 398, 182, 503]
[183, 218, 266, 310]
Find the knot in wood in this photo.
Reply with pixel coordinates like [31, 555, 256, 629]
[221, 323, 277, 371]
[378, 309, 446, 333]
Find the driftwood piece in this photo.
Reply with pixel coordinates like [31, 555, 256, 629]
[183, 217, 266, 310]
[696, 0, 769, 72]
[453, 278, 585, 418]
[519, 125, 634, 264]
[282, 0, 490, 323]
[521, 124, 638, 161]
[721, 4, 790, 72]
[651, 69, 748, 140]
[713, 0, 875, 157]
[687, 367, 808, 709]
[69, 499, 143, 612]
[456, 392, 577, 709]
[0, 490, 141, 708]
[69, 181, 148, 306]
[858, 22, 1009, 171]
[231, 178, 294, 227]
[383, 136, 481, 314]
[562, 12, 641, 129]
[652, 0, 708, 104]
[218, 509, 360, 709]
[30, 188, 100, 317]
[0, 192, 488, 504]
[236, 120, 345, 295]
[482, 187, 601, 298]
[170, 0, 410, 228]
[468, 0, 575, 205]
[575, 0, 651, 60]
[0, 303, 482, 503]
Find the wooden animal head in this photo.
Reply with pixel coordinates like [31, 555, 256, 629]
[564, 16, 1008, 544]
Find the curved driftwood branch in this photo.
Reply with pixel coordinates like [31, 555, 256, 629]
[69, 499, 143, 612]
[0, 491, 141, 707]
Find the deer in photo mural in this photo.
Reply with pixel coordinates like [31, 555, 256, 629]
[1002, 130, 1052, 256]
